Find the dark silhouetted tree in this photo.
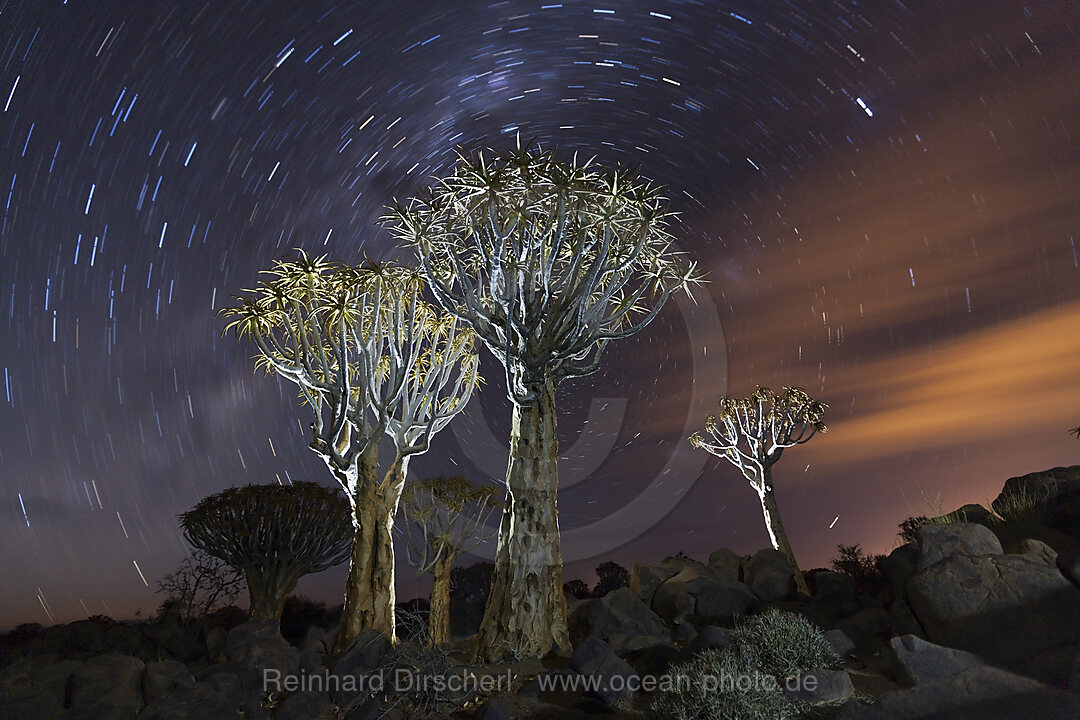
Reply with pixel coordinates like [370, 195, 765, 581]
[563, 579, 590, 599]
[690, 386, 828, 597]
[180, 481, 352, 620]
[155, 549, 244, 626]
[222, 256, 480, 650]
[593, 561, 630, 597]
[399, 475, 499, 645]
[384, 143, 702, 660]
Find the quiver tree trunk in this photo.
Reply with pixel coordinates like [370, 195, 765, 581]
[475, 378, 570, 661]
[245, 566, 301, 620]
[757, 470, 811, 597]
[428, 551, 455, 647]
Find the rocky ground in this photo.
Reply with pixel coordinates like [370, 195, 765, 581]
[3, 465, 1080, 720]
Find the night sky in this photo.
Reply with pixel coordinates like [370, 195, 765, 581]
[2, 0, 1079, 629]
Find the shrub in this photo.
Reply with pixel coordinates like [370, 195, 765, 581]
[652, 648, 791, 720]
[563, 579, 590, 599]
[155, 549, 243, 626]
[592, 561, 630, 597]
[830, 544, 885, 586]
[729, 609, 841, 680]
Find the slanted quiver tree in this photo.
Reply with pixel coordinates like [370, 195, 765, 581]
[399, 475, 500, 646]
[180, 482, 352, 620]
[222, 256, 480, 649]
[384, 143, 702, 660]
[690, 386, 828, 597]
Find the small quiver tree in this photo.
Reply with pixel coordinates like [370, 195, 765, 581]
[180, 481, 352, 621]
[383, 143, 703, 660]
[221, 255, 480, 650]
[689, 386, 828, 597]
[399, 476, 500, 646]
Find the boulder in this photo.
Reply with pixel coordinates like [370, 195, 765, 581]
[887, 598, 924, 639]
[654, 564, 758, 624]
[742, 548, 796, 602]
[993, 466, 1080, 535]
[684, 625, 732, 655]
[61, 619, 109, 656]
[914, 523, 1002, 571]
[274, 689, 335, 720]
[836, 665, 1080, 720]
[707, 548, 743, 581]
[569, 587, 668, 643]
[27, 658, 82, 707]
[66, 653, 145, 720]
[0, 692, 67, 720]
[103, 624, 155, 658]
[781, 668, 854, 704]
[888, 635, 983, 687]
[329, 627, 393, 707]
[156, 626, 205, 663]
[629, 564, 677, 606]
[569, 637, 640, 706]
[1058, 545, 1080, 589]
[823, 629, 857, 659]
[204, 626, 228, 661]
[879, 544, 919, 595]
[907, 552, 1080, 661]
[660, 555, 704, 574]
[834, 608, 891, 652]
[137, 678, 245, 720]
[1015, 538, 1058, 566]
[142, 660, 195, 704]
[626, 641, 684, 677]
[224, 619, 300, 694]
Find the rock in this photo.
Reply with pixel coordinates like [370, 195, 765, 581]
[887, 598, 925, 639]
[274, 689, 335, 720]
[103, 625, 155, 658]
[626, 641, 684, 677]
[137, 678, 245, 720]
[880, 544, 919, 596]
[329, 627, 393, 707]
[156, 626, 205, 663]
[569, 637, 640, 706]
[652, 563, 757, 624]
[660, 555, 704, 574]
[888, 635, 984, 687]
[204, 626, 228, 661]
[707, 548, 743, 581]
[782, 668, 854, 704]
[142, 660, 195, 704]
[914, 523, 1002, 571]
[569, 587, 668, 643]
[684, 625, 732, 655]
[1014, 538, 1058, 566]
[835, 665, 1080, 720]
[907, 552, 1080, 661]
[61, 619, 110, 656]
[0, 691, 67, 720]
[629, 564, 677, 606]
[811, 570, 858, 608]
[951, 503, 995, 526]
[743, 548, 796, 602]
[473, 696, 514, 720]
[1058, 545, 1080, 590]
[66, 653, 145, 720]
[30, 659, 83, 705]
[671, 618, 696, 643]
[994, 466, 1080, 535]
[834, 608, 891, 652]
[823, 629, 857, 659]
[224, 618, 300, 694]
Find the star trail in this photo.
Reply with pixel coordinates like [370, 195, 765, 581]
[1, 0, 1079, 627]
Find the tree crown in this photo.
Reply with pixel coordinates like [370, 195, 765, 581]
[399, 475, 500, 575]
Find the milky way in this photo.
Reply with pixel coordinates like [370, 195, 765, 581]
[2, 0, 1079, 626]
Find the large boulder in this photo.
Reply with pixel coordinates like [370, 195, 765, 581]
[888, 635, 983, 687]
[879, 544, 919, 595]
[142, 660, 195, 705]
[629, 564, 677, 606]
[569, 637, 639, 707]
[834, 608, 891, 654]
[836, 665, 1080, 720]
[907, 552, 1080, 661]
[329, 627, 394, 708]
[223, 618, 300, 694]
[742, 548, 797, 602]
[993, 466, 1080, 536]
[569, 587, 668, 644]
[1014, 538, 1058, 566]
[706, 548, 743, 581]
[651, 565, 757, 624]
[137, 677, 245, 720]
[914, 523, 1002, 571]
[781, 668, 854, 704]
[66, 653, 145, 720]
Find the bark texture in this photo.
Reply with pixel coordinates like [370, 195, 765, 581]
[245, 566, 300, 620]
[475, 379, 570, 661]
[758, 471, 811, 597]
[429, 552, 454, 646]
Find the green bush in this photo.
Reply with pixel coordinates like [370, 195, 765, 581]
[729, 608, 841, 679]
[652, 648, 791, 720]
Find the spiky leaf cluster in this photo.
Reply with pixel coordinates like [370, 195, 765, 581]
[689, 385, 827, 488]
[399, 475, 500, 575]
[221, 253, 480, 478]
[382, 143, 703, 403]
[179, 482, 352, 577]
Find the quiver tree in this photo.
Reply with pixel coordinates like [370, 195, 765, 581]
[689, 386, 828, 597]
[384, 142, 703, 660]
[222, 255, 480, 649]
[179, 482, 352, 620]
[399, 475, 500, 646]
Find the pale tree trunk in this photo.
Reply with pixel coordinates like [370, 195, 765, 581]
[246, 566, 300, 621]
[336, 448, 383, 653]
[757, 467, 811, 597]
[372, 458, 408, 643]
[475, 377, 570, 661]
[428, 550, 455, 647]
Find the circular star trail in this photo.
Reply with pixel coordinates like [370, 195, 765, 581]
[1, 0, 1078, 625]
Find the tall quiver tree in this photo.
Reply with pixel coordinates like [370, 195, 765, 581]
[399, 476, 500, 646]
[180, 482, 352, 620]
[689, 386, 828, 597]
[384, 144, 703, 660]
[222, 255, 480, 650]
